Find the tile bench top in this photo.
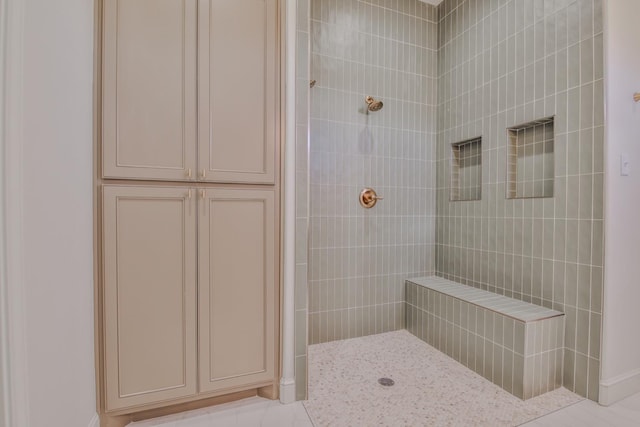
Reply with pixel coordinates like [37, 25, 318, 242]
[407, 276, 563, 322]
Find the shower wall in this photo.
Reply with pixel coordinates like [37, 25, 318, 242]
[308, 0, 438, 344]
[435, 0, 604, 400]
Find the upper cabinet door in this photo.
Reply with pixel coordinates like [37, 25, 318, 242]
[198, 0, 279, 184]
[102, 185, 197, 411]
[103, 0, 197, 181]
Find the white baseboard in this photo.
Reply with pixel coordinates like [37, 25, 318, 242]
[599, 368, 640, 406]
[88, 414, 100, 427]
[279, 378, 296, 404]
[88, 413, 100, 427]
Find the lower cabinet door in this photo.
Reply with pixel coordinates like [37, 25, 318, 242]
[198, 188, 277, 393]
[102, 185, 197, 411]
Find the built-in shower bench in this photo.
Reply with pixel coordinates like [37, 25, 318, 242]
[405, 276, 564, 400]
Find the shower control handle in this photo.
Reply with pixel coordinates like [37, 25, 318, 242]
[359, 188, 383, 208]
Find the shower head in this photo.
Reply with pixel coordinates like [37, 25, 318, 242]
[365, 96, 383, 112]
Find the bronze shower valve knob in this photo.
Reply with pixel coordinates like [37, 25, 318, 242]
[359, 188, 384, 208]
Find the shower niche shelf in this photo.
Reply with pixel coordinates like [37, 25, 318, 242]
[507, 117, 555, 199]
[450, 137, 482, 201]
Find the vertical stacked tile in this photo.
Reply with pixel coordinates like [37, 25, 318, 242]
[523, 316, 565, 399]
[294, 0, 311, 401]
[435, 0, 604, 400]
[451, 137, 483, 201]
[406, 277, 565, 399]
[307, 0, 439, 344]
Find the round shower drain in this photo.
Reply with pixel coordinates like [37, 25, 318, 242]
[378, 377, 395, 387]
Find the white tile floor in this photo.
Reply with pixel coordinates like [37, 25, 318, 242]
[522, 392, 640, 426]
[130, 391, 640, 427]
[129, 397, 313, 427]
[130, 330, 640, 427]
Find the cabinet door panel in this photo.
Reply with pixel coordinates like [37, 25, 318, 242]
[198, 188, 276, 392]
[103, 186, 197, 411]
[198, 0, 278, 183]
[103, 0, 197, 181]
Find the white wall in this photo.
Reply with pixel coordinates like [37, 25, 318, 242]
[21, 0, 96, 425]
[601, 0, 640, 406]
[0, 0, 10, 421]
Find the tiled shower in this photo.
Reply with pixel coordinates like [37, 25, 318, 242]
[297, 0, 605, 403]
[307, 0, 438, 345]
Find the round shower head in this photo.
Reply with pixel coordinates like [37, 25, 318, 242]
[365, 96, 383, 112]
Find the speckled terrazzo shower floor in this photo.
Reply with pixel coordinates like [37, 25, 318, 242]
[303, 330, 583, 427]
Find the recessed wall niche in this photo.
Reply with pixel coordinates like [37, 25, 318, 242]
[507, 117, 555, 199]
[450, 137, 482, 201]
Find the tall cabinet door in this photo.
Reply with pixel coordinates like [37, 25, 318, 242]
[103, 186, 197, 411]
[198, 188, 277, 393]
[103, 0, 197, 181]
[197, 0, 279, 184]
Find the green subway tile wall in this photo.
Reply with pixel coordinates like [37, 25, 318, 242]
[435, 0, 604, 401]
[307, 0, 439, 345]
[406, 277, 565, 400]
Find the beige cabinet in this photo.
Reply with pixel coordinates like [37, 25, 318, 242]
[102, 0, 198, 181]
[102, 0, 278, 184]
[102, 186, 277, 412]
[99, 0, 280, 419]
[197, 0, 278, 184]
[102, 186, 198, 411]
[198, 188, 276, 392]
